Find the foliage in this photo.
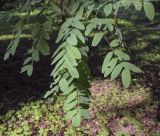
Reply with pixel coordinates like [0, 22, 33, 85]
[3, 0, 156, 127]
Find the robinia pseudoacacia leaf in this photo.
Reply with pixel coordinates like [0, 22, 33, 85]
[143, 1, 155, 21]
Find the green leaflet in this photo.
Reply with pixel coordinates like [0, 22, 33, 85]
[104, 58, 118, 77]
[85, 23, 95, 36]
[143, 1, 155, 21]
[77, 6, 84, 17]
[4, 30, 22, 60]
[32, 21, 51, 56]
[133, 1, 142, 11]
[59, 78, 70, 94]
[116, 28, 123, 41]
[120, 0, 132, 8]
[4, 52, 10, 61]
[111, 63, 123, 80]
[79, 96, 90, 104]
[66, 45, 81, 60]
[51, 2, 61, 13]
[40, 28, 50, 40]
[85, 4, 95, 18]
[32, 49, 40, 62]
[65, 109, 78, 120]
[122, 68, 131, 88]
[72, 29, 85, 43]
[114, 49, 130, 61]
[107, 23, 114, 32]
[63, 100, 78, 111]
[72, 20, 85, 30]
[64, 52, 78, 67]
[102, 52, 113, 73]
[66, 33, 78, 46]
[23, 57, 32, 65]
[72, 112, 81, 127]
[59, 78, 68, 92]
[71, 1, 80, 13]
[53, 65, 64, 78]
[92, 32, 104, 46]
[121, 62, 142, 73]
[37, 37, 50, 55]
[32, 24, 39, 39]
[104, 3, 112, 16]
[22, 48, 40, 77]
[79, 108, 90, 119]
[64, 61, 79, 78]
[113, 1, 120, 11]
[56, 28, 70, 43]
[61, 18, 73, 29]
[110, 39, 119, 47]
[79, 47, 89, 57]
[21, 64, 33, 77]
[52, 42, 67, 58]
[43, 20, 53, 32]
[51, 50, 66, 65]
[44, 86, 59, 98]
[65, 91, 77, 104]
[50, 59, 64, 77]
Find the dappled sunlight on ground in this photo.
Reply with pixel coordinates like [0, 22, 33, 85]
[0, 79, 160, 135]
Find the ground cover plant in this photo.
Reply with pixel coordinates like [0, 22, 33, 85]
[0, 79, 160, 135]
[0, 0, 160, 135]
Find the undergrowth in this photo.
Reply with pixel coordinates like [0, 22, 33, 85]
[0, 80, 159, 136]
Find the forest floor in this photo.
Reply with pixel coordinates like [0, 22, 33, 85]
[0, 10, 160, 136]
